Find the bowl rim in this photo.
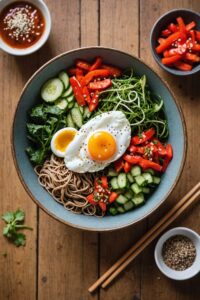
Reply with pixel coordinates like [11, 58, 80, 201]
[11, 46, 187, 231]
[154, 227, 200, 280]
[150, 8, 200, 76]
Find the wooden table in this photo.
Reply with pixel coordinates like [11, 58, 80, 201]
[0, 0, 200, 299]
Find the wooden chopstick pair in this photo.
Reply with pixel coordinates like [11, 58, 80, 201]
[88, 182, 200, 293]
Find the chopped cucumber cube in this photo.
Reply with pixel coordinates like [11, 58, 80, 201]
[145, 168, 155, 175]
[131, 166, 141, 177]
[131, 183, 142, 194]
[117, 173, 127, 188]
[132, 193, 145, 206]
[124, 190, 133, 200]
[109, 207, 118, 216]
[110, 178, 119, 189]
[116, 195, 128, 205]
[124, 201, 134, 211]
[142, 172, 153, 184]
[142, 187, 151, 194]
[135, 175, 146, 186]
[127, 173, 134, 183]
[117, 206, 125, 213]
[153, 176, 161, 185]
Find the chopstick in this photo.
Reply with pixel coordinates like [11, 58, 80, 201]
[88, 182, 200, 293]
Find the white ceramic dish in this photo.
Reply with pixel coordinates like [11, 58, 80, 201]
[0, 0, 51, 56]
[155, 227, 200, 280]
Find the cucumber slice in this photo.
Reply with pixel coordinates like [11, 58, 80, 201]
[108, 168, 118, 177]
[132, 193, 145, 206]
[145, 168, 155, 175]
[110, 178, 119, 190]
[135, 175, 146, 186]
[71, 108, 83, 128]
[117, 173, 127, 188]
[55, 98, 68, 110]
[124, 190, 133, 200]
[124, 201, 134, 211]
[116, 195, 128, 205]
[68, 102, 75, 109]
[117, 206, 125, 214]
[41, 78, 64, 102]
[142, 173, 153, 184]
[58, 71, 70, 89]
[142, 187, 151, 194]
[66, 113, 75, 128]
[153, 176, 161, 185]
[74, 102, 84, 113]
[131, 166, 141, 177]
[127, 173, 134, 183]
[62, 85, 73, 97]
[67, 95, 75, 102]
[83, 106, 92, 119]
[109, 207, 118, 216]
[131, 183, 142, 194]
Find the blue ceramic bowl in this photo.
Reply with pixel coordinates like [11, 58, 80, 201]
[150, 9, 200, 76]
[12, 47, 186, 231]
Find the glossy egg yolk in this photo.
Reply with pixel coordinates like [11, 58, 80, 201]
[54, 129, 76, 152]
[88, 131, 117, 161]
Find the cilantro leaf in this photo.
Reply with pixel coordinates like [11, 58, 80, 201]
[14, 209, 25, 222]
[2, 211, 15, 223]
[13, 233, 26, 247]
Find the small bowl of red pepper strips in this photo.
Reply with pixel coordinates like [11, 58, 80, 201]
[150, 9, 200, 75]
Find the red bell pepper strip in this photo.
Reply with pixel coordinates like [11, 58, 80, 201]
[124, 161, 131, 173]
[81, 69, 110, 86]
[156, 31, 182, 54]
[131, 128, 155, 145]
[139, 158, 162, 172]
[114, 158, 124, 172]
[185, 21, 196, 32]
[161, 29, 172, 37]
[168, 23, 178, 33]
[76, 68, 84, 82]
[90, 57, 103, 71]
[162, 54, 182, 65]
[196, 31, 200, 43]
[76, 60, 91, 71]
[68, 68, 77, 76]
[101, 64, 122, 77]
[88, 91, 99, 112]
[82, 86, 91, 104]
[69, 76, 86, 106]
[88, 79, 112, 90]
[123, 155, 141, 164]
[87, 194, 97, 205]
[109, 192, 118, 203]
[162, 144, 173, 172]
[151, 139, 166, 156]
[101, 176, 108, 189]
[174, 61, 192, 71]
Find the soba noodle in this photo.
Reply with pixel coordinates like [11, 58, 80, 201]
[35, 154, 104, 216]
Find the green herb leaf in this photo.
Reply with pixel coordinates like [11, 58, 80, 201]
[13, 233, 26, 247]
[2, 211, 15, 223]
[14, 209, 25, 222]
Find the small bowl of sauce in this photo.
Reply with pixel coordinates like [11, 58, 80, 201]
[0, 0, 51, 55]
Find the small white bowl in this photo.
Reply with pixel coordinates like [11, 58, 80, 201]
[155, 227, 200, 280]
[0, 0, 51, 56]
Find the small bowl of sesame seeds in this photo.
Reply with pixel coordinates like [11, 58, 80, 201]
[0, 0, 51, 56]
[150, 9, 200, 76]
[155, 227, 200, 280]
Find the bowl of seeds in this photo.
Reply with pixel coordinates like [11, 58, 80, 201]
[154, 227, 200, 280]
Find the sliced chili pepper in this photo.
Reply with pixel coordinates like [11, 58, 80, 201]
[185, 21, 196, 32]
[189, 30, 196, 44]
[162, 54, 182, 65]
[192, 44, 200, 51]
[101, 64, 122, 77]
[184, 52, 200, 63]
[161, 29, 172, 37]
[114, 158, 124, 172]
[176, 17, 186, 34]
[123, 155, 141, 164]
[82, 86, 91, 104]
[156, 31, 182, 54]
[87, 193, 97, 205]
[196, 31, 200, 43]
[151, 140, 166, 156]
[174, 61, 192, 71]
[98, 201, 107, 212]
[88, 78, 112, 90]
[101, 176, 108, 189]
[89, 91, 99, 112]
[139, 158, 162, 172]
[82, 69, 110, 86]
[162, 144, 173, 172]
[68, 68, 77, 76]
[76, 60, 91, 71]
[131, 128, 155, 145]
[168, 23, 178, 33]
[109, 192, 118, 203]
[90, 57, 103, 71]
[76, 68, 84, 82]
[158, 37, 166, 44]
[69, 76, 86, 106]
[124, 161, 131, 173]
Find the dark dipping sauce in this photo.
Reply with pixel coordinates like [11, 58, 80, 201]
[0, 1, 45, 49]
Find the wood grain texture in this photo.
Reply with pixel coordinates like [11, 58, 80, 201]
[37, 1, 98, 300]
[140, 1, 200, 300]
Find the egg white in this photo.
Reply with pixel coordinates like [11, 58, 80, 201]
[64, 111, 131, 173]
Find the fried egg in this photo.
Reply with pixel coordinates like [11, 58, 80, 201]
[64, 111, 131, 173]
[51, 127, 77, 157]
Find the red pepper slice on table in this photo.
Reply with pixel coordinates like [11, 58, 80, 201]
[90, 57, 103, 71]
[81, 69, 110, 86]
[88, 78, 112, 90]
[76, 59, 91, 71]
[69, 76, 86, 106]
[131, 128, 155, 145]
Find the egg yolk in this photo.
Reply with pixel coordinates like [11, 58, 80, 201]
[54, 130, 76, 152]
[88, 131, 117, 161]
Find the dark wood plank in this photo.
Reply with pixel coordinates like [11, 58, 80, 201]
[99, 1, 145, 300]
[37, 1, 99, 300]
[0, 42, 38, 300]
[140, 1, 200, 299]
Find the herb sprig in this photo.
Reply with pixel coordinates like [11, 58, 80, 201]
[2, 209, 33, 247]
